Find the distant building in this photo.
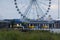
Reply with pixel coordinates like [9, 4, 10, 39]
[0, 20, 11, 28]
[0, 19, 60, 29]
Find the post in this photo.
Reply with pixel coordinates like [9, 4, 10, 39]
[58, 0, 59, 19]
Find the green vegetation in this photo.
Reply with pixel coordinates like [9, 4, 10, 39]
[0, 29, 60, 40]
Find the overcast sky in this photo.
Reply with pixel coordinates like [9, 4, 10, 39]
[0, 0, 60, 20]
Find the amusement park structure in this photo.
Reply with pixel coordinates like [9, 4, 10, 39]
[13, 0, 53, 30]
[0, 0, 60, 33]
[14, 0, 51, 20]
[12, 0, 60, 32]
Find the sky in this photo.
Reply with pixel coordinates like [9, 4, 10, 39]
[0, 0, 60, 20]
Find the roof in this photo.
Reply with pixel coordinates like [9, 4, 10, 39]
[0, 20, 11, 23]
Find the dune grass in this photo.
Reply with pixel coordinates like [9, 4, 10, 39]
[0, 29, 60, 40]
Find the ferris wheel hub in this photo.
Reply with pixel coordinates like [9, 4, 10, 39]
[32, 0, 36, 2]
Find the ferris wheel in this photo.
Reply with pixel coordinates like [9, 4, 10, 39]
[14, 0, 51, 20]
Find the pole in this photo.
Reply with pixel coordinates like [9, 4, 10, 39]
[58, 0, 59, 19]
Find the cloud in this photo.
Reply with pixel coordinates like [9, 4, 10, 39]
[51, 5, 58, 9]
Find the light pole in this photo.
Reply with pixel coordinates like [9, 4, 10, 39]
[58, 0, 59, 19]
